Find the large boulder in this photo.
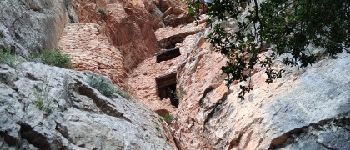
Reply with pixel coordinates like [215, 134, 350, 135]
[0, 62, 172, 149]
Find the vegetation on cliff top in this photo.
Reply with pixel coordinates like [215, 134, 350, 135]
[0, 49, 21, 67]
[189, 0, 349, 98]
[0, 49, 72, 68]
[30, 49, 72, 68]
[87, 75, 130, 99]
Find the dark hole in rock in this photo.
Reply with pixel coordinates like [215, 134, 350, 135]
[78, 143, 86, 148]
[20, 123, 50, 149]
[160, 35, 186, 49]
[165, 42, 176, 49]
[0, 131, 18, 146]
[156, 73, 179, 108]
[155, 0, 171, 13]
[156, 47, 181, 63]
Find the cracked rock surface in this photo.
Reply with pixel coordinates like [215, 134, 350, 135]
[0, 62, 171, 149]
[173, 31, 350, 149]
[0, 0, 73, 55]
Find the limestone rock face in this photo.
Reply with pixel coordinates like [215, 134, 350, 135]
[0, 63, 172, 149]
[0, 0, 71, 55]
[173, 32, 350, 149]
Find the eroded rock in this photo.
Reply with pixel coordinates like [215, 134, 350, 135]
[59, 0, 192, 88]
[173, 32, 350, 149]
[0, 63, 172, 149]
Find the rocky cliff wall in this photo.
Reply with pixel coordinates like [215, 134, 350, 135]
[172, 31, 228, 149]
[0, 0, 71, 55]
[0, 0, 183, 149]
[1, 0, 349, 149]
[172, 30, 350, 149]
[58, 0, 193, 88]
[126, 21, 206, 112]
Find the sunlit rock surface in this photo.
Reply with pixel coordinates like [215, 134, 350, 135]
[0, 63, 172, 149]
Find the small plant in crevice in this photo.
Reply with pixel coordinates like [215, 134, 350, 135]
[0, 49, 21, 67]
[155, 126, 161, 132]
[87, 75, 116, 98]
[155, 123, 162, 135]
[34, 98, 44, 110]
[158, 117, 164, 123]
[162, 112, 174, 124]
[115, 88, 131, 99]
[30, 49, 71, 68]
[97, 7, 108, 19]
[87, 75, 130, 99]
[34, 97, 53, 116]
[33, 76, 54, 116]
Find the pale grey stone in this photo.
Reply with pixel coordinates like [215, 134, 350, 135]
[0, 62, 172, 149]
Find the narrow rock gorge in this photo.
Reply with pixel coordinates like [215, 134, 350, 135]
[1, 0, 349, 150]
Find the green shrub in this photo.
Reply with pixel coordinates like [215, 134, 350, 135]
[162, 113, 174, 124]
[97, 7, 108, 18]
[34, 98, 44, 110]
[0, 49, 20, 67]
[87, 75, 116, 98]
[115, 88, 130, 99]
[31, 49, 71, 68]
[87, 75, 131, 99]
[34, 98, 52, 115]
[33, 76, 53, 115]
[189, 0, 350, 99]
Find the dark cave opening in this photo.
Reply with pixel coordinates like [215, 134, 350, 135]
[156, 73, 179, 108]
[156, 47, 181, 63]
